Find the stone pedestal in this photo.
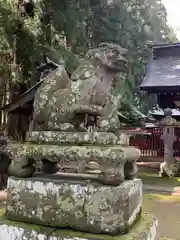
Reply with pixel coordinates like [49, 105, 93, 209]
[26, 131, 130, 145]
[6, 177, 142, 235]
[159, 111, 180, 177]
[8, 141, 140, 185]
[160, 127, 176, 176]
[0, 208, 158, 240]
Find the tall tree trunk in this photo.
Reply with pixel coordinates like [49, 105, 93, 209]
[40, 2, 52, 46]
[90, 0, 106, 46]
[0, 77, 5, 125]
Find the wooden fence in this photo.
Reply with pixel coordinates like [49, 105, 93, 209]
[129, 127, 180, 159]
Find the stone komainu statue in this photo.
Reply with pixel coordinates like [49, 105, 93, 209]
[9, 43, 136, 184]
[32, 42, 128, 132]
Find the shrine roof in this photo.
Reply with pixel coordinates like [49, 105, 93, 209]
[1, 80, 43, 113]
[1, 59, 60, 113]
[140, 43, 180, 92]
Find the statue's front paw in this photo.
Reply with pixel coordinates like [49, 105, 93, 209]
[8, 164, 35, 178]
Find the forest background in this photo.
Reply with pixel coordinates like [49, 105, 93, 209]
[0, 0, 178, 129]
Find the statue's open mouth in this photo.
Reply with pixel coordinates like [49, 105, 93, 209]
[118, 59, 127, 65]
[115, 58, 128, 71]
[117, 55, 127, 64]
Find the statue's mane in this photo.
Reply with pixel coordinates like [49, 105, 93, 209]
[71, 60, 96, 81]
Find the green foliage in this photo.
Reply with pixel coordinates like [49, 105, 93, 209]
[0, 0, 178, 110]
[103, 0, 177, 113]
[118, 100, 146, 126]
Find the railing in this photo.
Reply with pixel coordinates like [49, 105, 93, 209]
[129, 127, 180, 158]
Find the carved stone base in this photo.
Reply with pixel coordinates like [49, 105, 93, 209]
[8, 143, 140, 185]
[0, 209, 158, 239]
[26, 131, 130, 145]
[6, 177, 142, 235]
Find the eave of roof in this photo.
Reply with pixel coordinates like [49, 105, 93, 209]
[149, 42, 180, 49]
[1, 79, 43, 113]
[140, 42, 180, 92]
[140, 57, 180, 91]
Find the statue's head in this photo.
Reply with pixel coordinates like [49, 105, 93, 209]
[86, 42, 128, 72]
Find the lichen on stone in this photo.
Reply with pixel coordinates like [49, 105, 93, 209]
[32, 43, 128, 132]
[4, 42, 145, 239]
[26, 131, 130, 146]
[6, 178, 143, 235]
[0, 206, 158, 240]
[8, 142, 140, 184]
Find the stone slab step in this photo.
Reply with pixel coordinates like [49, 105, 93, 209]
[0, 209, 158, 240]
[6, 177, 142, 235]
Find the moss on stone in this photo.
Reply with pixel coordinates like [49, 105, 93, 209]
[46, 213, 156, 239]
[9, 143, 130, 148]
[0, 208, 54, 235]
[0, 206, 156, 239]
[6, 178, 142, 235]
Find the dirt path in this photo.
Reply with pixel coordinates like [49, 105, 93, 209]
[144, 193, 180, 240]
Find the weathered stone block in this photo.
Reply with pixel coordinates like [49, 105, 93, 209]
[6, 177, 142, 235]
[0, 225, 48, 240]
[49, 214, 158, 240]
[26, 131, 130, 146]
[8, 143, 140, 185]
[0, 208, 158, 240]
